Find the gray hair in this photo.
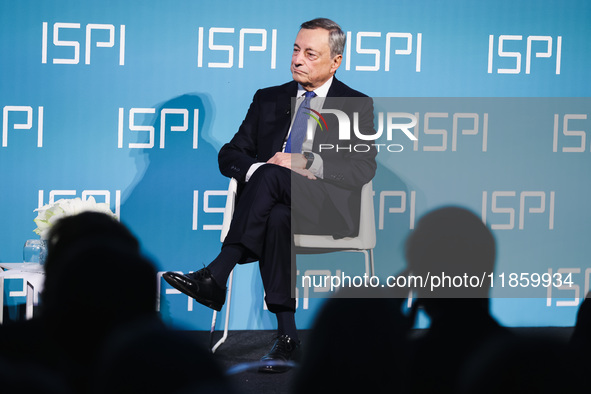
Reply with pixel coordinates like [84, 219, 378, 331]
[300, 18, 346, 58]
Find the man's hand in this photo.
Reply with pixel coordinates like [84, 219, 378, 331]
[267, 152, 306, 170]
[267, 152, 316, 179]
[292, 167, 317, 180]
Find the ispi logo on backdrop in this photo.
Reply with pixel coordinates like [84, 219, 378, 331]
[488, 35, 562, 75]
[42, 22, 125, 65]
[482, 190, 556, 231]
[2, 106, 44, 147]
[344, 32, 422, 72]
[118, 107, 200, 149]
[197, 27, 277, 69]
[553, 113, 589, 153]
[38, 189, 121, 218]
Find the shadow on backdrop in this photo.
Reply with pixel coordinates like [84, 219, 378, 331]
[119, 93, 235, 325]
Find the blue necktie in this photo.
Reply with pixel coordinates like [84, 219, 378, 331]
[285, 91, 316, 153]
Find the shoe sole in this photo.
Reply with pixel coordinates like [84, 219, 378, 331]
[162, 274, 224, 312]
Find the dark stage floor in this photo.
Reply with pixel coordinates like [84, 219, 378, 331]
[188, 327, 574, 394]
[190, 330, 311, 394]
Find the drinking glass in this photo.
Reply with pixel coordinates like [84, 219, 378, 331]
[23, 239, 47, 264]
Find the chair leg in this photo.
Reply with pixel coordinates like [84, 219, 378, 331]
[209, 310, 218, 350]
[361, 249, 376, 278]
[26, 281, 34, 319]
[210, 269, 234, 353]
[362, 250, 370, 277]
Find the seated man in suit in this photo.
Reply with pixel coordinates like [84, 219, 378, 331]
[164, 17, 377, 372]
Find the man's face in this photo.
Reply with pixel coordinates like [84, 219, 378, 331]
[291, 28, 342, 91]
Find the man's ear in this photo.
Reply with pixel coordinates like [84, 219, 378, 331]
[330, 54, 343, 74]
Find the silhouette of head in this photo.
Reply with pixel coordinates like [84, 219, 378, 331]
[39, 211, 158, 392]
[405, 206, 495, 301]
[292, 287, 411, 393]
[41, 211, 156, 334]
[43, 211, 140, 269]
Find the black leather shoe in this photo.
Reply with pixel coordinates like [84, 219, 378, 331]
[258, 334, 300, 373]
[162, 268, 226, 311]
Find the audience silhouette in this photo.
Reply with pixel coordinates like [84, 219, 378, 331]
[458, 331, 583, 393]
[290, 286, 413, 394]
[288, 204, 589, 394]
[0, 212, 232, 393]
[1, 207, 589, 394]
[90, 315, 235, 393]
[571, 291, 591, 346]
[403, 206, 512, 393]
[569, 290, 591, 371]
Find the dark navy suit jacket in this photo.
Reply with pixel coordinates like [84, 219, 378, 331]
[218, 78, 377, 238]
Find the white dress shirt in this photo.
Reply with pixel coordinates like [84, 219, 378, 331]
[245, 77, 333, 182]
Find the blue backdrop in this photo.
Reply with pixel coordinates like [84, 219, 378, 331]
[1, 0, 590, 331]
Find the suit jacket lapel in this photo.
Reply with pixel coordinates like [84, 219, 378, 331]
[272, 81, 298, 154]
[313, 78, 348, 149]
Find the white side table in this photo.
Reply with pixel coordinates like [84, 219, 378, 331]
[0, 263, 45, 324]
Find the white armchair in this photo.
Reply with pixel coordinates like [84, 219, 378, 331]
[210, 178, 376, 352]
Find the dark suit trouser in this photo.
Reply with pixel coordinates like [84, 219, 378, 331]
[223, 164, 341, 313]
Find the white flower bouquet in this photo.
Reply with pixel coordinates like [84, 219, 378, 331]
[33, 197, 117, 239]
